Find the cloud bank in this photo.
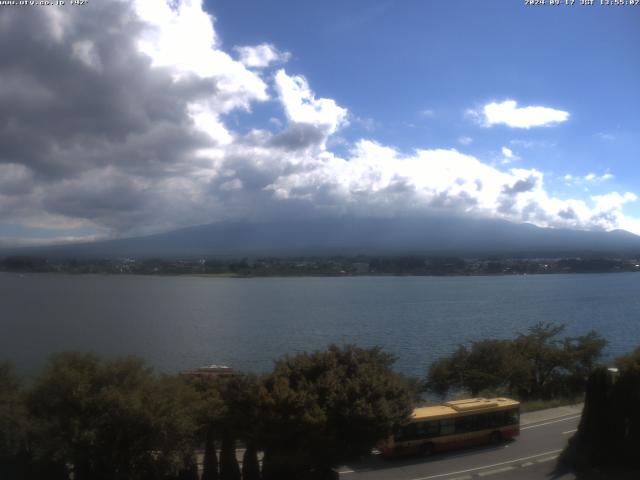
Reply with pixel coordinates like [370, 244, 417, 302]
[0, 0, 638, 246]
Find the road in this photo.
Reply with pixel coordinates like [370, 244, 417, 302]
[336, 406, 582, 480]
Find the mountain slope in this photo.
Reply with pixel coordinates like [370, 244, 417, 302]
[3, 216, 640, 259]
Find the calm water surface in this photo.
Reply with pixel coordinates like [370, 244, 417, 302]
[2, 272, 640, 378]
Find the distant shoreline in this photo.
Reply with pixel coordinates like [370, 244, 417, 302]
[3, 269, 639, 279]
[3, 254, 639, 277]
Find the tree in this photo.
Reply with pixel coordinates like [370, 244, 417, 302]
[27, 352, 199, 480]
[425, 345, 469, 396]
[511, 322, 567, 399]
[0, 362, 40, 480]
[219, 432, 241, 480]
[259, 345, 414, 478]
[513, 323, 606, 399]
[216, 375, 263, 480]
[461, 340, 514, 396]
[187, 375, 227, 480]
[560, 359, 640, 471]
[241, 444, 261, 480]
[615, 346, 640, 373]
[425, 323, 606, 400]
[426, 340, 519, 397]
[201, 428, 219, 480]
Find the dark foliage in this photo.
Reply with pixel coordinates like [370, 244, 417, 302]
[560, 359, 640, 471]
[426, 322, 606, 400]
[26, 353, 199, 480]
[241, 443, 261, 480]
[201, 428, 219, 480]
[259, 344, 414, 477]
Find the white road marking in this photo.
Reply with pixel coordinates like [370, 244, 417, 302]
[535, 455, 559, 463]
[562, 429, 577, 435]
[477, 466, 515, 476]
[338, 470, 355, 474]
[406, 449, 563, 480]
[520, 415, 581, 430]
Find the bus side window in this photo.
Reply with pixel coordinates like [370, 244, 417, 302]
[421, 420, 439, 437]
[399, 423, 419, 441]
[440, 418, 455, 435]
[455, 415, 473, 433]
[500, 411, 509, 426]
[489, 412, 502, 428]
[476, 412, 488, 430]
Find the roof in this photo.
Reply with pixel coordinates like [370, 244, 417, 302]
[179, 364, 237, 378]
[410, 397, 520, 422]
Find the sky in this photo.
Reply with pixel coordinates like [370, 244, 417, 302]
[0, 0, 638, 246]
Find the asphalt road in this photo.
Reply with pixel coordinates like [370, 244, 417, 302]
[336, 411, 581, 480]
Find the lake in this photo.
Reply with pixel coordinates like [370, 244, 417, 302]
[2, 272, 640, 378]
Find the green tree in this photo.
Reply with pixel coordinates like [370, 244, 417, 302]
[0, 362, 43, 480]
[187, 375, 226, 480]
[216, 375, 263, 480]
[219, 432, 241, 480]
[425, 345, 469, 396]
[425, 323, 606, 400]
[426, 340, 518, 397]
[27, 352, 199, 480]
[615, 346, 640, 373]
[259, 345, 414, 478]
[241, 444, 261, 480]
[560, 358, 640, 471]
[512, 323, 606, 399]
[511, 322, 567, 399]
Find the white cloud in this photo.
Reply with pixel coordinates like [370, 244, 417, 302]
[564, 172, 615, 186]
[133, 0, 268, 112]
[2, 0, 640, 245]
[274, 69, 348, 135]
[458, 136, 473, 146]
[499, 146, 520, 165]
[470, 100, 569, 129]
[419, 109, 435, 118]
[594, 132, 615, 141]
[235, 43, 291, 68]
[510, 139, 555, 149]
[592, 192, 637, 211]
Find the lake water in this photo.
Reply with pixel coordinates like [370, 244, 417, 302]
[2, 272, 640, 379]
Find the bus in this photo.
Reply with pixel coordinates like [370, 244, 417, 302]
[378, 397, 520, 458]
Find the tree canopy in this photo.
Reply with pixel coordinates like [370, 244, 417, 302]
[426, 322, 606, 400]
[26, 353, 199, 480]
[259, 344, 414, 478]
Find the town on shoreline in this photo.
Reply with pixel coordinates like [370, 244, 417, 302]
[2, 254, 640, 276]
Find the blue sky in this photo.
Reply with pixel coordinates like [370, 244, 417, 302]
[0, 0, 638, 245]
[211, 0, 638, 189]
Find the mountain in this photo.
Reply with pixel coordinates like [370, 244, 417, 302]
[3, 216, 640, 259]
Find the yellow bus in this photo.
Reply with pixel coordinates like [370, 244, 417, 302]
[378, 397, 520, 458]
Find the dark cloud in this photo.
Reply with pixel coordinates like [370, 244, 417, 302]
[502, 176, 537, 195]
[269, 122, 328, 150]
[0, 3, 213, 181]
[558, 208, 577, 220]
